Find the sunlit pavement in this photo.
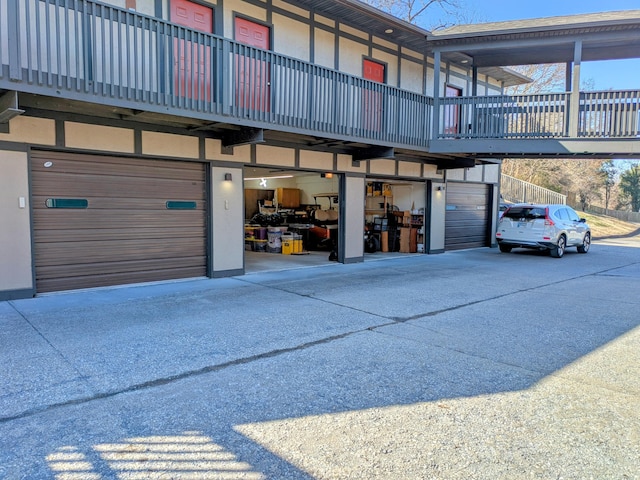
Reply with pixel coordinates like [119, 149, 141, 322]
[1, 237, 639, 479]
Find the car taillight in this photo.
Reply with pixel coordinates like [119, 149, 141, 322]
[544, 207, 555, 226]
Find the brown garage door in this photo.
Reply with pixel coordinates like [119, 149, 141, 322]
[32, 151, 207, 293]
[445, 182, 490, 250]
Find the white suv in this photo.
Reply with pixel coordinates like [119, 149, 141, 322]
[496, 204, 591, 258]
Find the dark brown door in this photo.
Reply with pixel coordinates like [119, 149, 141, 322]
[31, 151, 207, 293]
[363, 59, 385, 132]
[234, 17, 271, 112]
[171, 0, 214, 101]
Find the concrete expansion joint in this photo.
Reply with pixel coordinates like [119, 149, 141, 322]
[0, 329, 362, 425]
[8, 301, 87, 381]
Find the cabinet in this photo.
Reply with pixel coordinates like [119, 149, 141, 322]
[276, 188, 300, 208]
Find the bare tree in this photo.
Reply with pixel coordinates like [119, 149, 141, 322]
[362, 0, 470, 30]
[504, 64, 566, 95]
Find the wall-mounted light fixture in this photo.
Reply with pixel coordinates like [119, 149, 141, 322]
[437, 185, 446, 191]
[224, 173, 233, 181]
[321, 172, 334, 179]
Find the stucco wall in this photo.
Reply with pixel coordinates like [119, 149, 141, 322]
[0, 151, 33, 296]
[66, 122, 134, 153]
[212, 165, 244, 275]
[343, 175, 365, 261]
[429, 182, 446, 252]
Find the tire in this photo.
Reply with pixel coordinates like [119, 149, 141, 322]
[550, 235, 566, 258]
[577, 232, 591, 254]
[499, 244, 512, 253]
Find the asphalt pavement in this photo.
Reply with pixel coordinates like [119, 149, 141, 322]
[1, 238, 639, 479]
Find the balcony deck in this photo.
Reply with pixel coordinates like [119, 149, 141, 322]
[1, 0, 638, 160]
[430, 92, 640, 158]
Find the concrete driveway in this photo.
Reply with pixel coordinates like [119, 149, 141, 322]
[1, 238, 639, 479]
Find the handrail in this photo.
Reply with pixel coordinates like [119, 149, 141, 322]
[438, 93, 569, 139]
[437, 91, 640, 140]
[579, 90, 640, 138]
[0, 0, 433, 149]
[500, 174, 567, 205]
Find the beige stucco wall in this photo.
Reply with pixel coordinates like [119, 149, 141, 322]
[372, 48, 398, 88]
[343, 175, 365, 261]
[0, 151, 33, 293]
[484, 163, 500, 183]
[446, 168, 465, 181]
[141, 131, 199, 158]
[401, 58, 424, 94]
[466, 165, 484, 182]
[429, 183, 446, 252]
[65, 122, 134, 153]
[0, 117, 55, 145]
[224, 0, 266, 36]
[398, 161, 422, 178]
[423, 164, 443, 179]
[299, 150, 333, 171]
[273, 13, 310, 61]
[205, 139, 251, 163]
[314, 28, 335, 69]
[369, 159, 396, 176]
[211, 165, 244, 274]
[339, 37, 368, 76]
[256, 145, 295, 167]
[337, 154, 367, 174]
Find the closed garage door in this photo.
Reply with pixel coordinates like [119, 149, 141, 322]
[445, 182, 490, 250]
[32, 151, 207, 293]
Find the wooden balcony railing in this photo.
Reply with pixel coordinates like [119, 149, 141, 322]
[0, 0, 432, 149]
[437, 91, 640, 140]
[1, 0, 637, 152]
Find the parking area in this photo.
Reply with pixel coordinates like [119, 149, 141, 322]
[2, 239, 639, 479]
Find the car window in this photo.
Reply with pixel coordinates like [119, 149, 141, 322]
[556, 208, 569, 220]
[503, 207, 546, 220]
[567, 208, 580, 222]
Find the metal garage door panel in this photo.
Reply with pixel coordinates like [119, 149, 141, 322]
[32, 151, 207, 293]
[445, 183, 490, 250]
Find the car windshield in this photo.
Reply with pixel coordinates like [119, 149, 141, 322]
[503, 206, 546, 220]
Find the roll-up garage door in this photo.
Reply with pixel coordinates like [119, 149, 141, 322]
[31, 151, 207, 293]
[445, 182, 490, 250]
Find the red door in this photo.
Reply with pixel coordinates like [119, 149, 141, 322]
[234, 17, 271, 112]
[171, 0, 213, 101]
[363, 59, 385, 132]
[444, 85, 462, 135]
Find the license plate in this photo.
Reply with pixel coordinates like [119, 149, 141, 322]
[517, 221, 527, 228]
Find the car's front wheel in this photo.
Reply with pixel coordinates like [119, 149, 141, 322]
[499, 244, 512, 253]
[550, 235, 566, 258]
[577, 232, 591, 254]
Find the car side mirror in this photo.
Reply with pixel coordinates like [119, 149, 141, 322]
[579, 218, 586, 223]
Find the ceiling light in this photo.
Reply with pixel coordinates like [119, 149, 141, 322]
[384, 28, 394, 34]
[244, 175, 294, 181]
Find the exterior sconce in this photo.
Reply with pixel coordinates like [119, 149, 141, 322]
[224, 173, 233, 181]
[437, 186, 445, 191]
[321, 172, 334, 179]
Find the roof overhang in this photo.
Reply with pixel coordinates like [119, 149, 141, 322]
[427, 10, 640, 68]
[284, 0, 528, 86]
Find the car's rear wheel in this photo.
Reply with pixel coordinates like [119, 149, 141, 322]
[550, 235, 566, 258]
[499, 244, 512, 253]
[577, 232, 591, 253]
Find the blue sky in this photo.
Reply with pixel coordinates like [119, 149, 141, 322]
[452, 0, 640, 90]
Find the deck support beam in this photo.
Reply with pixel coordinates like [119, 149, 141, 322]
[220, 127, 264, 154]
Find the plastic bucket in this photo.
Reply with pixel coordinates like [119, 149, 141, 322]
[281, 233, 294, 255]
[267, 228, 283, 253]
